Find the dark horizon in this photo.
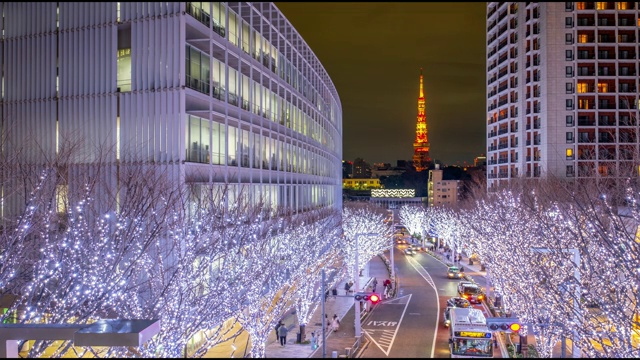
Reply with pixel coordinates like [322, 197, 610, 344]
[276, 2, 487, 166]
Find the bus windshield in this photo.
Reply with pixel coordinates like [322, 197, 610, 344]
[451, 338, 493, 357]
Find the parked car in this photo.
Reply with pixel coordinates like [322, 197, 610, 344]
[457, 281, 485, 304]
[447, 266, 464, 279]
[404, 248, 415, 256]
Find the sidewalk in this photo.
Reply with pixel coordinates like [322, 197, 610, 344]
[266, 255, 392, 358]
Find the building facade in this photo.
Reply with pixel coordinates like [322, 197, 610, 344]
[486, 2, 640, 190]
[1, 2, 342, 216]
[428, 164, 460, 207]
[353, 157, 372, 178]
[342, 178, 381, 190]
[413, 69, 431, 172]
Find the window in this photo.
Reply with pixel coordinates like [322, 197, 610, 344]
[566, 33, 574, 44]
[576, 2, 586, 10]
[566, 66, 574, 77]
[566, 115, 574, 126]
[565, 2, 574, 10]
[566, 148, 574, 159]
[565, 49, 573, 60]
[566, 99, 574, 110]
[578, 34, 588, 43]
[566, 132, 574, 143]
[597, 83, 608, 92]
[565, 17, 574, 27]
[577, 82, 588, 93]
[117, 28, 132, 92]
[617, 2, 629, 9]
[596, 2, 607, 10]
[566, 83, 574, 93]
[567, 165, 575, 177]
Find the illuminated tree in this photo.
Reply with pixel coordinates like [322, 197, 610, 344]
[342, 203, 392, 281]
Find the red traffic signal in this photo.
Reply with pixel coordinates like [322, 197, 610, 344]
[354, 292, 381, 304]
[369, 294, 380, 304]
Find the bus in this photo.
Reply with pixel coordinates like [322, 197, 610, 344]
[448, 307, 493, 358]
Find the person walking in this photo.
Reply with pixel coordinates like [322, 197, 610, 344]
[325, 314, 331, 330]
[274, 321, 282, 340]
[278, 323, 288, 346]
[372, 277, 378, 292]
[310, 331, 318, 350]
[331, 314, 340, 332]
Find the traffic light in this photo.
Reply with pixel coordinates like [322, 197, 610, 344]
[354, 292, 381, 304]
[486, 317, 522, 333]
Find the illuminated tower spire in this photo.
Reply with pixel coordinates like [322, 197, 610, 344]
[413, 68, 431, 172]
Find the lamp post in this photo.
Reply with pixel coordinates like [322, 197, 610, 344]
[531, 247, 581, 358]
[354, 232, 377, 338]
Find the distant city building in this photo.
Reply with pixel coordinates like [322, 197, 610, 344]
[371, 162, 405, 179]
[342, 160, 354, 179]
[413, 69, 431, 172]
[342, 178, 381, 190]
[353, 157, 372, 178]
[474, 156, 487, 167]
[428, 164, 460, 207]
[486, 2, 640, 191]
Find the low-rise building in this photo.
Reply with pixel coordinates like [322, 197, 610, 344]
[428, 164, 460, 207]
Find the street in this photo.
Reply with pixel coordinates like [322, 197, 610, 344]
[360, 240, 502, 358]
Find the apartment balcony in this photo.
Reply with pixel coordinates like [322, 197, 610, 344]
[498, 128, 509, 135]
[488, 145, 498, 152]
[577, 18, 595, 26]
[578, 137, 595, 143]
[597, 103, 616, 110]
[526, 155, 532, 161]
[488, 173, 498, 179]
[577, 52, 596, 60]
[598, 117, 616, 126]
[498, 157, 509, 164]
[498, 143, 509, 149]
[488, 159, 497, 165]
[488, 131, 497, 138]
[186, 76, 211, 95]
[498, 99, 508, 107]
[578, 117, 596, 126]
[510, 126, 518, 133]
[498, 172, 509, 178]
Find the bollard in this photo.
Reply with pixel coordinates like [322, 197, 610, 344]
[332, 350, 338, 358]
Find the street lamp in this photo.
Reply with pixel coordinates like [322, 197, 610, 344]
[354, 232, 377, 338]
[531, 247, 581, 358]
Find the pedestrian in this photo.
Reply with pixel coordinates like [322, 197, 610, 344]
[325, 314, 331, 330]
[344, 281, 351, 295]
[372, 277, 378, 292]
[460, 265, 465, 273]
[310, 331, 317, 350]
[446, 253, 451, 260]
[331, 314, 340, 332]
[278, 322, 288, 346]
[275, 321, 282, 339]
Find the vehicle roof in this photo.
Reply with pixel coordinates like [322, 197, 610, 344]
[448, 266, 460, 270]
[458, 281, 477, 286]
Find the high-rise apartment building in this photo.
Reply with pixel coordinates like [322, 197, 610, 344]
[1, 2, 342, 216]
[486, 2, 640, 190]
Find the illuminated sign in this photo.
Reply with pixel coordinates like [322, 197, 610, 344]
[455, 331, 492, 338]
[371, 189, 416, 198]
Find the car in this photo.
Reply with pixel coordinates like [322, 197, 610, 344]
[411, 244, 422, 253]
[447, 266, 464, 279]
[443, 297, 473, 327]
[404, 248, 415, 256]
[457, 281, 486, 304]
[446, 297, 471, 308]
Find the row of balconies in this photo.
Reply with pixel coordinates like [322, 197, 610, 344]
[572, 35, 637, 44]
[576, 51, 637, 60]
[576, 115, 637, 126]
[576, 18, 637, 27]
[569, 102, 639, 111]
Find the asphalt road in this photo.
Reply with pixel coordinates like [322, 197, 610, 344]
[360, 242, 499, 358]
[360, 244, 440, 358]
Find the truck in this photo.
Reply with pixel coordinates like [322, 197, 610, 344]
[448, 307, 494, 358]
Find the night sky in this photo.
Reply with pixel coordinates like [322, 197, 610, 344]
[276, 2, 486, 166]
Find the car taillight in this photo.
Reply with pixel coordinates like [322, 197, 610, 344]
[478, 295, 484, 300]
[462, 294, 469, 299]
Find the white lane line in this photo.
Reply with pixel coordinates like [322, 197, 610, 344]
[364, 293, 412, 356]
[406, 256, 440, 359]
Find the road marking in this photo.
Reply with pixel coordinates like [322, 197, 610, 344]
[363, 294, 412, 356]
[406, 256, 439, 359]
